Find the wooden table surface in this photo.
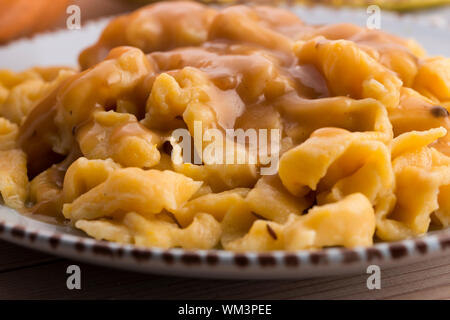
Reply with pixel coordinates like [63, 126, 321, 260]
[0, 239, 449, 299]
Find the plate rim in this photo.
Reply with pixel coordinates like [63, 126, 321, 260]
[1, 211, 449, 278]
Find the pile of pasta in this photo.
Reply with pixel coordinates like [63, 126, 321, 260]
[1, 2, 450, 251]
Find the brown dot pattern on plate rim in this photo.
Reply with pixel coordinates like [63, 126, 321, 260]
[181, 252, 202, 265]
[284, 254, 300, 267]
[0, 218, 449, 268]
[92, 242, 115, 257]
[28, 232, 37, 242]
[162, 251, 175, 264]
[309, 252, 328, 265]
[206, 253, 219, 265]
[131, 248, 152, 261]
[258, 254, 277, 267]
[11, 226, 26, 239]
[440, 236, 450, 250]
[389, 243, 408, 259]
[234, 254, 250, 267]
[415, 240, 428, 254]
[49, 234, 61, 249]
[366, 247, 384, 261]
[75, 241, 86, 252]
[341, 249, 360, 264]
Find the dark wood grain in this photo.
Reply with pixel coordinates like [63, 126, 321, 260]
[0, 239, 448, 299]
[0, 240, 60, 273]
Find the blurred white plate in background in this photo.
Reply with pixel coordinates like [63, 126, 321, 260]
[0, 5, 449, 70]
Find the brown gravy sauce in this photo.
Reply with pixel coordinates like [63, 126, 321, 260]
[15, 2, 431, 217]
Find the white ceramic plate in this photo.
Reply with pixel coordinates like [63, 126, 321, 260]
[0, 5, 449, 279]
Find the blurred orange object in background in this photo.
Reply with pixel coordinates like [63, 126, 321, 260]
[0, 0, 143, 44]
[0, 0, 69, 44]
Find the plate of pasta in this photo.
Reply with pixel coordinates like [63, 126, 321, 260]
[0, 1, 449, 279]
